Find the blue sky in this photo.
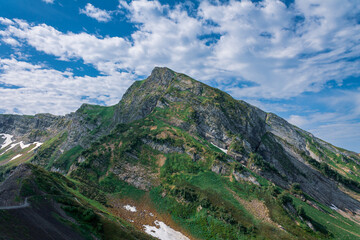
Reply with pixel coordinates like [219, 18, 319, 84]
[0, 0, 359, 152]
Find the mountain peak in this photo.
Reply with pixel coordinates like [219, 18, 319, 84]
[114, 67, 177, 123]
[147, 66, 176, 86]
[2, 67, 360, 239]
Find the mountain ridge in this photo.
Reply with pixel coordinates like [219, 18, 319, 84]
[1, 67, 360, 239]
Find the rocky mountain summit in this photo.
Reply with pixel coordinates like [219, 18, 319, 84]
[1, 67, 360, 240]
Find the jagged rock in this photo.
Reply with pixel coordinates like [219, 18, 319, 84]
[211, 164, 227, 175]
[233, 171, 260, 185]
[111, 163, 157, 190]
[141, 138, 184, 154]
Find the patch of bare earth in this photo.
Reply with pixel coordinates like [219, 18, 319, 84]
[156, 130, 176, 140]
[339, 185, 360, 203]
[150, 126, 158, 131]
[337, 186, 360, 224]
[228, 188, 281, 229]
[156, 154, 166, 167]
[337, 208, 360, 225]
[107, 194, 196, 240]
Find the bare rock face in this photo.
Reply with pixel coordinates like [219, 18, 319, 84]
[0, 114, 65, 143]
[0, 164, 32, 206]
[109, 67, 360, 215]
[114, 67, 176, 124]
[141, 138, 184, 154]
[111, 163, 157, 190]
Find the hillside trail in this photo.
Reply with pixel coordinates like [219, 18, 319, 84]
[0, 197, 29, 210]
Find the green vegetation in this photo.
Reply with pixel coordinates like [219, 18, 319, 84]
[31, 131, 68, 169]
[229, 138, 245, 155]
[2, 70, 360, 240]
[291, 197, 360, 239]
[99, 173, 145, 199]
[52, 145, 84, 171]
[302, 153, 360, 193]
[64, 103, 360, 239]
[298, 131, 360, 188]
[247, 152, 285, 179]
[77, 104, 115, 135]
[15, 164, 151, 240]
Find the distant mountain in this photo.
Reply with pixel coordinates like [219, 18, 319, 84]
[1, 67, 360, 240]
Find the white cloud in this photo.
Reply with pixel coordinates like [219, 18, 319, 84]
[1, 37, 20, 46]
[286, 89, 360, 152]
[310, 122, 360, 152]
[288, 115, 310, 128]
[198, 0, 360, 99]
[288, 113, 360, 152]
[1, 0, 359, 99]
[0, 0, 360, 152]
[42, 0, 54, 4]
[0, 58, 134, 115]
[0, 20, 129, 74]
[80, 3, 112, 22]
[0, 17, 14, 25]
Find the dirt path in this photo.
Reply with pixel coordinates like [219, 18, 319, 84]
[0, 197, 29, 210]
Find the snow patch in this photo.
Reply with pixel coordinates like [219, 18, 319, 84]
[123, 205, 137, 212]
[0, 140, 42, 156]
[330, 204, 338, 211]
[19, 141, 31, 149]
[0, 133, 14, 150]
[28, 142, 43, 152]
[6, 141, 31, 152]
[10, 154, 22, 161]
[211, 143, 228, 154]
[143, 220, 189, 240]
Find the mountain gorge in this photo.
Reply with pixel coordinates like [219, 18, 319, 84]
[1, 67, 360, 239]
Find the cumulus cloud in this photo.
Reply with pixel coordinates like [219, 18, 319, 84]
[0, 0, 360, 151]
[200, 0, 360, 99]
[1, 0, 359, 99]
[1, 37, 20, 46]
[0, 58, 134, 115]
[0, 19, 129, 74]
[80, 3, 112, 22]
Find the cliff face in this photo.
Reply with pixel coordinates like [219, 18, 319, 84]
[110, 67, 360, 214]
[0, 114, 65, 142]
[1, 67, 360, 239]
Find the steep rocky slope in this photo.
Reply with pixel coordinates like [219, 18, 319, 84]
[111, 67, 360, 215]
[1, 67, 360, 239]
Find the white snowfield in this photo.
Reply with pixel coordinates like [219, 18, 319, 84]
[9, 141, 31, 151]
[0, 133, 14, 149]
[28, 142, 43, 152]
[123, 205, 137, 212]
[143, 221, 189, 240]
[0, 133, 43, 156]
[10, 154, 22, 161]
[330, 204, 339, 211]
[211, 142, 228, 154]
